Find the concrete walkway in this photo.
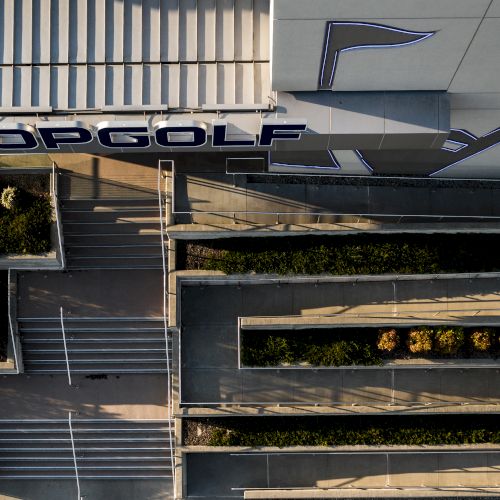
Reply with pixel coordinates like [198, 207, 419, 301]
[17, 269, 163, 318]
[171, 171, 500, 227]
[0, 478, 173, 500]
[0, 374, 168, 419]
[178, 275, 500, 407]
[184, 449, 500, 499]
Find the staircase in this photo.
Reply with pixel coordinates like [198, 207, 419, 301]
[0, 419, 173, 479]
[62, 199, 164, 270]
[19, 317, 172, 374]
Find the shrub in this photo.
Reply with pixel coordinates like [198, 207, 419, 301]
[470, 328, 495, 352]
[434, 326, 465, 355]
[241, 334, 295, 367]
[377, 328, 399, 352]
[0, 196, 52, 255]
[241, 331, 383, 367]
[1, 186, 18, 210]
[207, 420, 500, 447]
[406, 326, 433, 354]
[305, 340, 382, 367]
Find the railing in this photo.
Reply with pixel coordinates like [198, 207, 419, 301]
[172, 209, 500, 225]
[51, 162, 66, 270]
[60, 306, 72, 386]
[181, 400, 500, 407]
[238, 305, 500, 320]
[68, 412, 81, 500]
[7, 270, 20, 374]
[158, 160, 175, 491]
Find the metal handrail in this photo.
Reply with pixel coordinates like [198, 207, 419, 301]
[158, 160, 175, 491]
[52, 162, 66, 269]
[60, 307, 72, 386]
[7, 270, 19, 373]
[181, 400, 500, 407]
[172, 208, 500, 220]
[68, 412, 81, 500]
[240, 305, 500, 320]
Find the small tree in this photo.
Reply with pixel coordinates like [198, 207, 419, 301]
[1, 186, 18, 210]
[434, 326, 465, 355]
[406, 326, 433, 354]
[377, 328, 399, 352]
[470, 328, 495, 352]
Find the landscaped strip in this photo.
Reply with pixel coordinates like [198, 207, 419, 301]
[0, 178, 52, 255]
[0, 271, 7, 361]
[178, 234, 500, 275]
[184, 415, 500, 447]
[241, 327, 499, 367]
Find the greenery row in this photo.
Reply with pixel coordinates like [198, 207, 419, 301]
[241, 326, 499, 367]
[181, 234, 500, 275]
[0, 189, 52, 255]
[0, 271, 7, 359]
[206, 416, 500, 447]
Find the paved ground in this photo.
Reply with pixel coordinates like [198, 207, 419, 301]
[0, 478, 172, 500]
[184, 450, 500, 498]
[0, 374, 168, 419]
[179, 276, 500, 406]
[17, 269, 163, 318]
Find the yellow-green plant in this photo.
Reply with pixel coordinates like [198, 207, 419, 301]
[377, 328, 399, 352]
[434, 326, 465, 355]
[470, 328, 494, 352]
[406, 326, 433, 354]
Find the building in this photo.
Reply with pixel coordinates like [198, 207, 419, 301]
[0, 1, 500, 499]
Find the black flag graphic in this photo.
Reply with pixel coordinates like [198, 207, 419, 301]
[319, 22, 435, 90]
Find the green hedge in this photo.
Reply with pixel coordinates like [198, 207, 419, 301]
[0, 271, 7, 360]
[0, 196, 52, 255]
[241, 330, 383, 367]
[207, 417, 500, 447]
[180, 234, 500, 275]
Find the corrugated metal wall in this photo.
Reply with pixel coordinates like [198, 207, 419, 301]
[0, 0, 270, 111]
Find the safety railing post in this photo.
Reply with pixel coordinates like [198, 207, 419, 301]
[68, 412, 81, 500]
[52, 162, 66, 270]
[158, 161, 176, 490]
[7, 270, 20, 373]
[60, 306, 72, 387]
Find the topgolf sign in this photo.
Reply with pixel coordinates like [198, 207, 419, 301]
[0, 119, 307, 151]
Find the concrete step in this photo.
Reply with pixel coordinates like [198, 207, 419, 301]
[60, 194, 164, 268]
[22, 364, 170, 374]
[23, 339, 170, 350]
[19, 318, 172, 374]
[61, 198, 160, 210]
[59, 174, 159, 201]
[0, 419, 173, 478]
[63, 232, 161, 247]
[66, 257, 164, 269]
[64, 218, 160, 234]
[18, 317, 165, 329]
[62, 209, 161, 223]
[66, 244, 163, 258]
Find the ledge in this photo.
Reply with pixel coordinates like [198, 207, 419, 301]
[167, 222, 500, 239]
[0, 251, 60, 270]
[177, 403, 500, 417]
